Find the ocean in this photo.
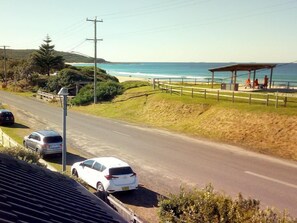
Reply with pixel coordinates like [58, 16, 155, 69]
[74, 62, 297, 85]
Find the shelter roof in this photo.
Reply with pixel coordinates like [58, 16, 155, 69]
[0, 153, 127, 223]
[209, 63, 277, 72]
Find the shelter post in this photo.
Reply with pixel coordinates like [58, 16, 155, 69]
[233, 71, 237, 90]
[211, 71, 214, 88]
[269, 67, 274, 89]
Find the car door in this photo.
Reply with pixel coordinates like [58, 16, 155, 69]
[26, 133, 38, 150]
[79, 160, 95, 185]
[87, 161, 103, 188]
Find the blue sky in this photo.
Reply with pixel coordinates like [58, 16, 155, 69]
[1, 0, 296, 62]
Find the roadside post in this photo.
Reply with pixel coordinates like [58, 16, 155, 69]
[58, 87, 68, 172]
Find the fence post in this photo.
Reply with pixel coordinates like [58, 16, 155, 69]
[169, 78, 171, 84]
[232, 91, 235, 103]
[170, 86, 172, 95]
[153, 78, 156, 89]
[180, 87, 183, 96]
[204, 89, 206, 99]
[191, 88, 194, 98]
[194, 78, 197, 85]
[287, 82, 290, 89]
[182, 78, 184, 85]
[249, 94, 252, 105]
[266, 94, 269, 106]
[275, 92, 278, 108]
[217, 90, 220, 101]
[284, 97, 287, 107]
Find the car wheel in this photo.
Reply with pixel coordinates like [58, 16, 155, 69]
[96, 183, 107, 201]
[72, 169, 78, 177]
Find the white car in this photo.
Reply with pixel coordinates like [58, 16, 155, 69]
[71, 157, 138, 198]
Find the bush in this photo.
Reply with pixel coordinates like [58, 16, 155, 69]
[158, 184, 295, 223]
[45, 68, 90, 93]
[0, 146, 45, 167]
[71, 81, 123, 105]
[44, 67, 118, 94]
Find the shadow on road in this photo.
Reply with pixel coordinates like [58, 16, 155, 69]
[44, 152, 85, 166]
[7, 123, 29, 129]
[112, 185, 166, 208]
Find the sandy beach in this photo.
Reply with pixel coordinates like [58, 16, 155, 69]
[115, 75, 147, 83]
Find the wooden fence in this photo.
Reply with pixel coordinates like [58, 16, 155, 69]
[37, 90, 74, 103]
[37, 90, 58, 101]
[0, 129, 19, 148]
[156, 82, 297, 108]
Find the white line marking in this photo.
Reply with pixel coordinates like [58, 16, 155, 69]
[245, 171, 297, 189]
[113, 131, 130, 137]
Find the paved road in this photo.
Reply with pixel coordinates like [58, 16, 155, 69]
[1, 91, 297, 216]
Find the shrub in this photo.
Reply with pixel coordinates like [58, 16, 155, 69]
[158, 184, 295, 223]
[0, 146, 45, 167]
[71, 81, 123, 105]
[45, 68, 90, 93]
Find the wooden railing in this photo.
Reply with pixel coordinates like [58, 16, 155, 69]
[156, 82, 297, 108]
[37, 90, 58, 101]
[0, 128, 20, 148]
[37, 90, 74, 103]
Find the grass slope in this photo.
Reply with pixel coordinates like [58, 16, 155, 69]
[73, 85, 297, 161]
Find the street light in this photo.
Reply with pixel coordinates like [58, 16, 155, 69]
[58, 87, 68, 172]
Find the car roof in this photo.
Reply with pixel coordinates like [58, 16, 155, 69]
[91, 157, 130, 168]
[35, 130, 61, 137]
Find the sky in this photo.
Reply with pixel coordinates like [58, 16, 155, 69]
[0, 0, 297, 63]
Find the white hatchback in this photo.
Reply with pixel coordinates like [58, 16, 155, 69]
[71, 157, 138, 198]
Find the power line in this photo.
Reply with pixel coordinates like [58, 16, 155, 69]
[66, 39, 87, 52]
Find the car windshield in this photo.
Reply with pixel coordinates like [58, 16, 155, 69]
[109, 167, 133, 175]
[43, 136, 62, 143]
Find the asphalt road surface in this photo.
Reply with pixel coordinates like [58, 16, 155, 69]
[1, 91, 297, 216]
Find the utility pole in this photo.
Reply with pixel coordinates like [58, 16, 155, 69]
[86, 17, 103, 104]
[0, 45, 9, 86]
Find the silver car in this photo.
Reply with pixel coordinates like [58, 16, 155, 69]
[23, 130, 63, 157]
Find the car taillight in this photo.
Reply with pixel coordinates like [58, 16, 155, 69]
[130, 172, 136, 177]
[105, 175, 119, 180]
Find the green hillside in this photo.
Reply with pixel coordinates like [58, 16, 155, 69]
[0, 49, 108, 63]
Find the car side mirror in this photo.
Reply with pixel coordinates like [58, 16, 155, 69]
[80, 163, 85, 167]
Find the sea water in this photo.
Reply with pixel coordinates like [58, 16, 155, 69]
[74, 62, 297, 84]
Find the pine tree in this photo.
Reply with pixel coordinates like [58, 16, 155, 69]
[32, 35, 64, 76]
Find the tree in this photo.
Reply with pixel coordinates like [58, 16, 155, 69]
[32, 35, 64, 76]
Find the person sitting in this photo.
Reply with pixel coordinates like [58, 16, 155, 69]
[253, 79, 259, 89]
[263, 75, 269, 89]
[245, 78, 251, 89]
